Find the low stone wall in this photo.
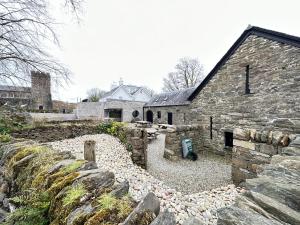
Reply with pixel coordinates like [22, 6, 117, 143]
[123, 126, 148, 169]
[0, 140, 175, 225]
[30, 112, 77, 122]
[217, 143, 300, 225]
[11, 121, 98, 142]
[164, 125, 202, 161]
[232, 127, 298, 184]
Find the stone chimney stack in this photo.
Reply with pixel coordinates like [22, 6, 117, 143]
[119, 77, 124, 86]
[110, 81, 118, 90]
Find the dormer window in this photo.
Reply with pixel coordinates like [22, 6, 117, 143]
[245, 65, 251, 94]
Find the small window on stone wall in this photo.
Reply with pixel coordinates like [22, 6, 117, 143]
[224, 132, 233, 148]
[245, 65, 251, 94]
[157, 111, 161, 119]
[132, 110, 139, 118]
[210, 117, 213, 139]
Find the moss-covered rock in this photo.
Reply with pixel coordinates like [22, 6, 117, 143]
[0, 141, 159, 225]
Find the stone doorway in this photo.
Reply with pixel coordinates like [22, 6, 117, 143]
[146, 110, 153, 123]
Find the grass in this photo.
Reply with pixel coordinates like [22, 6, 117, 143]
[62, 184, 87, 207]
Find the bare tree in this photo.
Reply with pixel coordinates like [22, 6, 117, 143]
[163, 57, 205, 92]
[0, 0, 83, 86]
[87, 88, 106, 102]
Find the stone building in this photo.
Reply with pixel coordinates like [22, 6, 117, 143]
[143, 88, 195, 125]
[0, 71, 52, 110]
[76, 80, 152, 122]
[186, 26, 300, 154]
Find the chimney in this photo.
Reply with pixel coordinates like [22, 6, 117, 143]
[110, 81, 118, 90]
[119, 77, 124, 86]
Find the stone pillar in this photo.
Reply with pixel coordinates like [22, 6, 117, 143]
[84, 140, 96, 162]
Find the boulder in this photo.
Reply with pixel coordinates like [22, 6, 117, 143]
[111, 180, 129, 198]
[149, 211, 176, 225]
[217, 206, 283, 225]
[122, 192, 160, 225]
[66, 203, 96, 225]
[182, 217, 204, 225]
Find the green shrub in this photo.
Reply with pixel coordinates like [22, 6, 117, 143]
[0, 133, 11, 143]
[6, 191, 50, 225]
[97, 121, 126, 142]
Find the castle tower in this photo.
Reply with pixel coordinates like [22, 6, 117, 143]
[31, 71, 52, 110]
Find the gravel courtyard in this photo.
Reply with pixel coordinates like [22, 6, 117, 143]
[50, 134, 242, 225]
[147, 134, 232, 194]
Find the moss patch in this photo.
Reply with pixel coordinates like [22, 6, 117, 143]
[63, 184, 87, 207]
[47, 172, 80, 198]
[85, 194, 134, 225]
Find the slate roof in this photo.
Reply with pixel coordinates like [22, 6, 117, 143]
[188, 26, 300, 100]
[144, 87, 196, 107]
[0, 85, 31, 92]
[102, 85, 151, 99]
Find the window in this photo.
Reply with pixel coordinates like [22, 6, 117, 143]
[245, 65, 251, 94]
[157, 111, 161, 119]
[210, 117, 213, 139]
[224, 132, 233, 148]
[167, 112, 173, 125]
[132, 110, 139, 118]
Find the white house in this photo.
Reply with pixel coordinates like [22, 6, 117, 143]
[76, 79, 153, 122]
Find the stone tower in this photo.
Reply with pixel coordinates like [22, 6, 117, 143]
[31, 71, 52, 110]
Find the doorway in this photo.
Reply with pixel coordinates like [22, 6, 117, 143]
[167, 112, 173, 125]
[146, 110, 153, 123]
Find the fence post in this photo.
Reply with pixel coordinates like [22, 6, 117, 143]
[84, 140, 96, 162]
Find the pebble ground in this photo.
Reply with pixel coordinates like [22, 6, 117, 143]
[50, 134, 243, 225]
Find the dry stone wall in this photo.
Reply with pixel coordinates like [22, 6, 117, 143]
[231, 127, 298, 185]
[123, 126, 148, 169]
[11, 121, 98, 142]
[164, 125, 202, 161]
[217, 140, 300, 225]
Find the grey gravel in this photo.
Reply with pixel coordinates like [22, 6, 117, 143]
[49, 134, 243, 225]
[147, 134, 232, 194]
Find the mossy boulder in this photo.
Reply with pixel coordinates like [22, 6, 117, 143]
[0, 141, 162, 225]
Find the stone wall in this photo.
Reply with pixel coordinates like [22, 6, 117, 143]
[217, 139, 300, 225]
[164, 125, 202, 161]
[11, 121, 98, 142]
[188, 35, 300, 154]
[123, 126, 148, 169]
[231, 127, 297, 185]
[143, 105, 189, 125]
[30, 112, 77, 122]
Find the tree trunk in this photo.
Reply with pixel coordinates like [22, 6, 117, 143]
[84, 140, 96, 162]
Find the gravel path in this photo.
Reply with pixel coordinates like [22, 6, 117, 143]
[147, 134, 232, 194]
[50, 134, 243, 225]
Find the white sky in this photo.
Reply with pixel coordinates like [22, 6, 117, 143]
[51, 0, 300, 102]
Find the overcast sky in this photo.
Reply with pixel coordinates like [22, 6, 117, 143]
[52, 0, 300, 102]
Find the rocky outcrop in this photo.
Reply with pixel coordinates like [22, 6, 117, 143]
[0, 140, 176, 225]
[217, 141, 300, 225]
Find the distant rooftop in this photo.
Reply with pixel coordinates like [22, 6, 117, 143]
[145, 87, 196, 107]
[0, 85, 31, 92]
